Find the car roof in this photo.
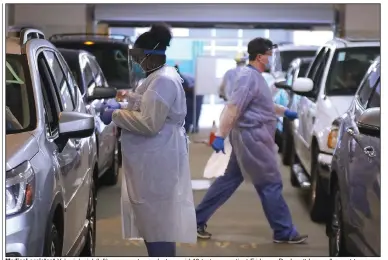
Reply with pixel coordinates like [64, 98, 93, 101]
[6, 37, 23, 55]
[278, 44, 319, 52]
[325, 38, 380, 49]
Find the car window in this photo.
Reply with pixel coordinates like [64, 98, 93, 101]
[368, 80, 380, 108]
[280, 50, 316, 72]
[286, 66, 295, 86]
[298, 61, 311, 77]
[52, 42, 130, 88]
[357, 63, 380, 107]
[326, 47, 380, 96]
[83, 60, 95, 88]
[306, 47, 326, 80]
[88, 55, 107, 87]
[44, 51, 75, 111]
[6, 54, 36, 134]
[311, 48, 331, 96]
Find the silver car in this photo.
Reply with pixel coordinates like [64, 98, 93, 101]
[5, 28, 114, 257]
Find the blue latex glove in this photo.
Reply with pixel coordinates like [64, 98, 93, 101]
[211, 136, 225, 154]
[100, 100, 121, 113]
[284, 109, 298, 120]
[100, 108, 115, 125]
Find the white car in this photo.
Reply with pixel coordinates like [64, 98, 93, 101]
[288, 38, 380, 222]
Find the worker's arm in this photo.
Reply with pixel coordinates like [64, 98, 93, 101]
[217, 72, 255, 138]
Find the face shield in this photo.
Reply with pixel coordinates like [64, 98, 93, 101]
[128, 43, 165, 90]
[269, 46, 284, 80]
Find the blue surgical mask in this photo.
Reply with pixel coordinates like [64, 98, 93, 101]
[265, 59, 272, 71]
[133, 62, 146, 79]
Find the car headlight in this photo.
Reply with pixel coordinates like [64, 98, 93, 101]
[327, 126, 339, 149]
[6, 161, 35, 216]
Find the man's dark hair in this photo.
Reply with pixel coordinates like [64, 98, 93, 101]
[247, 37, 276, 61]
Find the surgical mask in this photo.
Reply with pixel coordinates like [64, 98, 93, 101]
[132, 62, 146, 79]
[265, 58, 272, 71]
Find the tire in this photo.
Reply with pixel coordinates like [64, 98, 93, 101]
[101, 140, 119, 186]
[281, 118, 293, 166]
[328, 183, 349, 256]
[80, 177, 97, 256]
[43, 223, 62, 257]
[289, 141, 299, 187]
[309, 145, 329, 222]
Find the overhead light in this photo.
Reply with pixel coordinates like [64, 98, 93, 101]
[84, 41, 94, 45]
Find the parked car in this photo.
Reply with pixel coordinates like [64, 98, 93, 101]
[5, 28, 114, 257]
[50, 33, 134, 165]
[273, 57, 314, 162]
[287, 38, 380, 222]
[59, 48, 120, 186]
[326, 56, 380, 256]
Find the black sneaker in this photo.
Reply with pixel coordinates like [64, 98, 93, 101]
[197, 225, 212, 239]
[273, 234, 308, 244]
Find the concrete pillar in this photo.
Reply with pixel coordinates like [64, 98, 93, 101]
[336, 4, 380, 39]
[13, 4, 90, 37]
[96, 23, 109, 35]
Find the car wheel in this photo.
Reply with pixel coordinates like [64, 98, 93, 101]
[281, 118, 293, 166]
[80, 177, 97, 256]
[43, 223, 62, 257]
[309, 145, 328, 222]
[328, 183, 348, 256]
[101, 140, 119, 186]
[289, 142, 299, 187]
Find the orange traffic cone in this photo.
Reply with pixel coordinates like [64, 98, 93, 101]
[208, 120, 217, 146]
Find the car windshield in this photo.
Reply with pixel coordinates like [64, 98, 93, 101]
[326, 47, 380, 96]
[53, 42, 130, 89]
[6, 54, 36, 134]
[280, 50, 316, 71]
[298, 61, 311, 77]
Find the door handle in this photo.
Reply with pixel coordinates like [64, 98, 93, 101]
[346, 128, 376, 158]
[346, 127, 356, 136]
[363, 146, 376, 158]
[74, 139, 81, 150]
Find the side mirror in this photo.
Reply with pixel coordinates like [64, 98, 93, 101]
[58, 111, 95, 139]
[274, 81, 291, 90]
[292, 77, 315, 97]
[357, 107, 380, 137]
[87, 87, 117, 101]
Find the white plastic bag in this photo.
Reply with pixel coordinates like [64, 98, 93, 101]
[203, 138, 232, 179]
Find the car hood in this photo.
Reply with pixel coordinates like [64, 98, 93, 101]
[325, 96, 354, 117]
[5, 132, 39, 171]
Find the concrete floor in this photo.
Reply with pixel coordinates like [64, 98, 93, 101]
[95, 132, 329, 257]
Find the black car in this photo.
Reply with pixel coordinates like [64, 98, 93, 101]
[326, 57, 380, 256]
[59, 48, 120, 186]
[50, 34, 133, 90]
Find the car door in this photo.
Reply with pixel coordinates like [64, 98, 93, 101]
[294, 47, 329, 169]
[344, 64, 380, 256]
[302, 48, 332, 169]
[44, 50, 90, 253]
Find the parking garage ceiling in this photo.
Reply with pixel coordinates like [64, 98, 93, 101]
[95, 4, 335, 30]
